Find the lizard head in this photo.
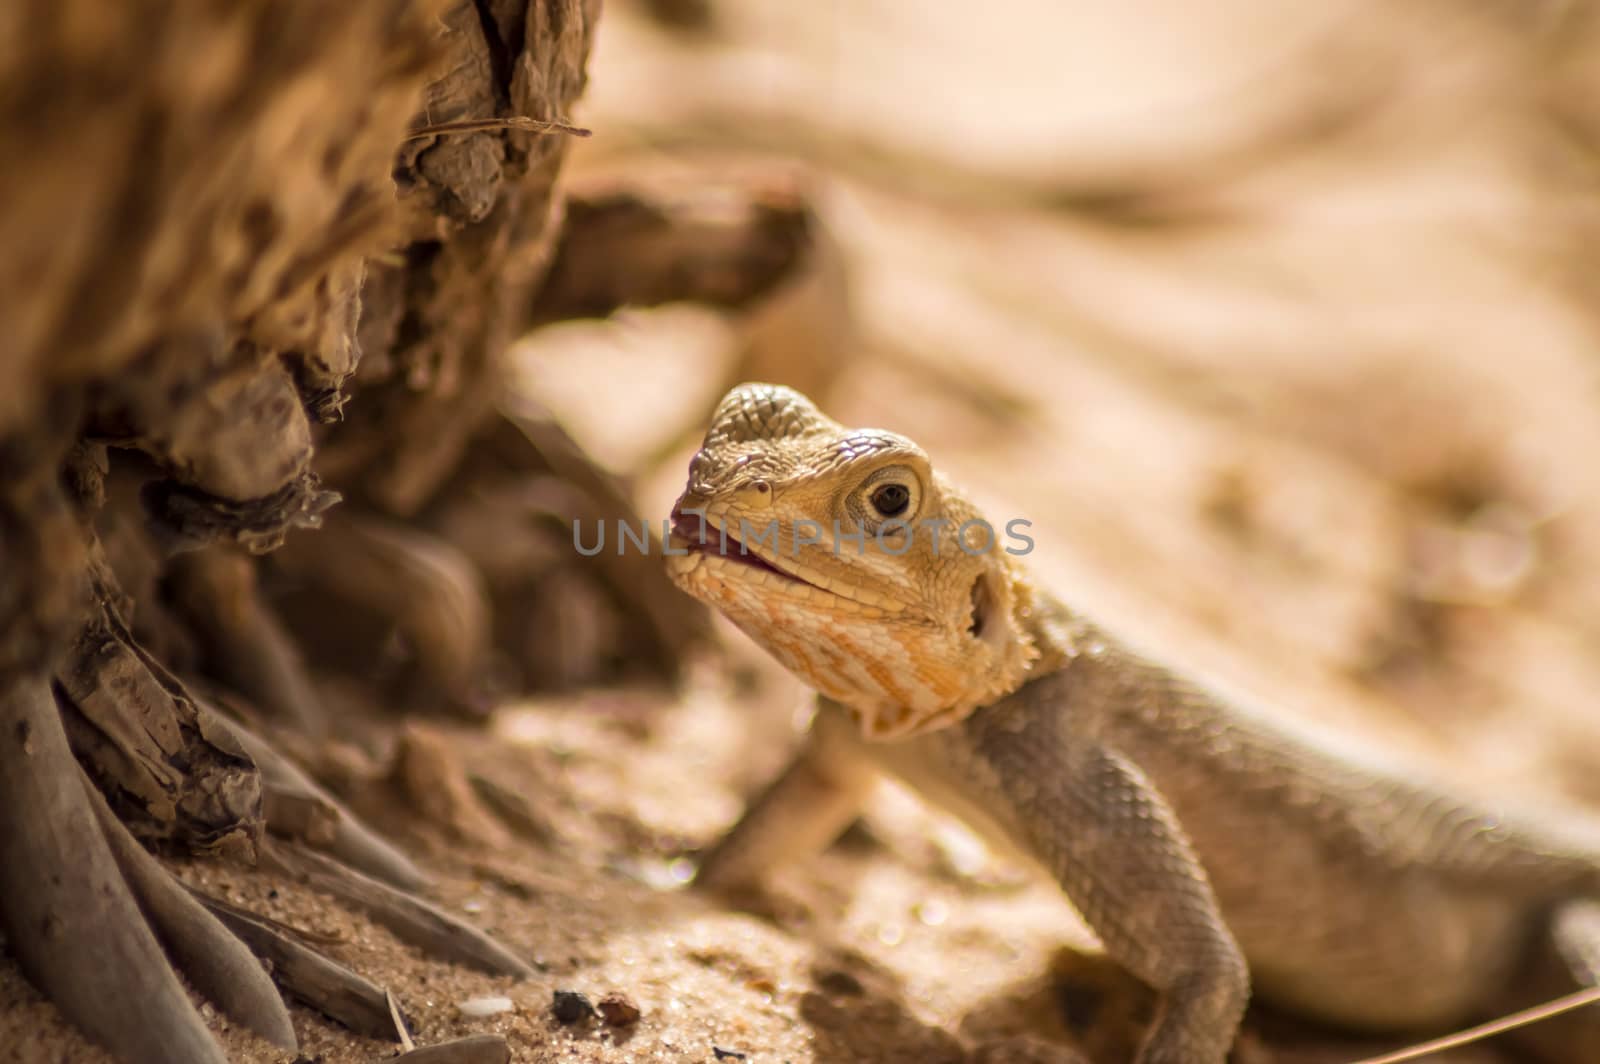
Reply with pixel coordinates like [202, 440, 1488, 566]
[666, 382, 1039, 739]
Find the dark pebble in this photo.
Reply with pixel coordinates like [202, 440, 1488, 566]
[551, 989, 597, 1025]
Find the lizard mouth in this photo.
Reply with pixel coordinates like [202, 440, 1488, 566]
[669, 508, 812, 585]
[667, 507, 909, 613]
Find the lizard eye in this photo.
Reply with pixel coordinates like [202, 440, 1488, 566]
[869, 483, 911, 518]
[854, 465, 923, 528]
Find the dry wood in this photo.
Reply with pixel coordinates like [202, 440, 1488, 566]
[387, 1034, 513, 1064]
[88, 779, 298, 1052]
[390, 989, 417, 1050]
[196, 891, 402, 1041]
[188, 887, 347, 947]
[470, 770, 558, 846]
[165, 548, 329, 737]
[267, 509, 493, 714]
[1351, 987, 1600, 1064]
[0, 422, 88, 679]
[0, 0, 716, 1056]
[531, 177, 817, 323]
[435, 395, 714, 686]
[0, 678, 225, 1064]
[212, 709, 431, 892]
[320, 0, 601, 517]
[406, 116, 591, 139]
[264, 839, 537, 978]
[638, 0, 715, 32]
[0, 1, 441, 420]
[427, 476, 619, 689]
[55, 560, 262, 854]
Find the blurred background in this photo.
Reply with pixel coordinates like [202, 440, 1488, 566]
[524, 0, 1600, 804]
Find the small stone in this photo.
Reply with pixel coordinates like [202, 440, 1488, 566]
[457, 995, 514, 1018]
[712, 1048, 747, 1061]
[550, 989, 596, 1025]
[596, 992, 641, 1028]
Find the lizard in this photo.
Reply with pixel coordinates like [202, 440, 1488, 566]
[662, 381, 1600, 1064]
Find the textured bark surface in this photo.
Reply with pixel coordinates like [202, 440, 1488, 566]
[0, 679, 228, 1064]
[531, 176, 818, 323]
[0, 0, 767, 1060]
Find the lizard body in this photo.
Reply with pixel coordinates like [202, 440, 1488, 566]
[665, 382, 1600, 1062]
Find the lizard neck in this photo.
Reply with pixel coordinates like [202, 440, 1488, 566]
[1005, 575, 1083, 682]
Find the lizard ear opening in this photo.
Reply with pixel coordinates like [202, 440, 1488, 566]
[968, 569, 1013, 652]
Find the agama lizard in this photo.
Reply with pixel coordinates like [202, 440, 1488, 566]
[664, 382, 1600, 1063]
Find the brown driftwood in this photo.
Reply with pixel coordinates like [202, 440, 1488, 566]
[469, 769, 559, 846]
[317, 0, 601, 518]
[163, 548, 329, 737]
[388, 1035, 513, 1064]
[265, 509, 493, 715]
[426, 394, 714, 690]
[213, 710, 431, 892]
[524, 166, 856, 477]
[638, 0, 716, 31]
[55, 560, 262, 853]
[89, 783, 298, 1052]
[198, 891, 402, 1041]
[428, 476, 621, 689]
[530, 176, 818, 323]
[0, 679, 226, 1064]
[264, 839, 538, 979]
[0, 2, 439, 422]
[0, 427, 89, 682]
[0, 0, 793, 1056]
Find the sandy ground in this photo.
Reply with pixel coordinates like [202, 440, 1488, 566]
[0, 671, 1527, 1064]
[8, 1, 1600, 1061]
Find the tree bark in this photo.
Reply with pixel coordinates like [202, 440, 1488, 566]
[0, 0, 823, 1059]
[0, 1, 599, 1059]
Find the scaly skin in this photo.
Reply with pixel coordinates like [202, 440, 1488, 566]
[665, 382, 1600, 1063]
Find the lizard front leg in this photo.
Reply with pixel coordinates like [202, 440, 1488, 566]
[958, 721, 1250, 1064]
[694, 699, 880, 891]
